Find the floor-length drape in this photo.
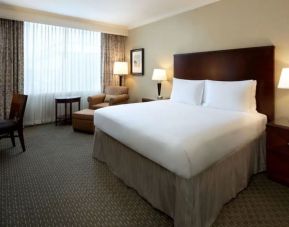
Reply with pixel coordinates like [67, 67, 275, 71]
[24, 22, 101, 125]
[101, 33, 126, 89]
[0, 19, 24, 119]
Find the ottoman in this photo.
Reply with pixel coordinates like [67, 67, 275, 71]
[72, 109, 95, 134]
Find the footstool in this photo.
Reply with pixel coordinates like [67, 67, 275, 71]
[72, 109, 95, 134]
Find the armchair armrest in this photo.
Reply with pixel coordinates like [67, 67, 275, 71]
[109, 94, 129, 105]
[87, 94, 106, 108]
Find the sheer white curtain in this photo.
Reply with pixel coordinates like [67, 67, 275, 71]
[24, 22, 101, 125]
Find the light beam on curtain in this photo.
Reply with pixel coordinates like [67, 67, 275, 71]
[24, 22, 101, 125]
[101, 33, 126, 90]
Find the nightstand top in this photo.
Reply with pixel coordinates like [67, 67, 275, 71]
[267, 119, 289, 129]
[142, 97, 170, 102]
[142, 98, 155, 102]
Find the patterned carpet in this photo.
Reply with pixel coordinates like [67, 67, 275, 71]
[0, 124, 289, 227]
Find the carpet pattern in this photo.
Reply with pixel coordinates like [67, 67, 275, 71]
[0, 124, 289, 227]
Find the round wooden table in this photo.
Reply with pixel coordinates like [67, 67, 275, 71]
[55, 96, 81, 125]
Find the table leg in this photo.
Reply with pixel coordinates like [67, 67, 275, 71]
[70, 101, 72, 123]
[65, 102, 67, 123]
[55, 102, 57, 126]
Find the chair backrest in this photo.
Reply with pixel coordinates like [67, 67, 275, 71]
[105, 86, 128, 95]
[9, 94, 28, 124]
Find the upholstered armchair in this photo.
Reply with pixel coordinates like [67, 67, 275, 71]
[87, 86, 129, 110]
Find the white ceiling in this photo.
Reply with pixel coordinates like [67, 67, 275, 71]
[0, 0, 219, 29]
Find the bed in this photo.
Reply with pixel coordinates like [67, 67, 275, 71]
[92, 46, 275, 227]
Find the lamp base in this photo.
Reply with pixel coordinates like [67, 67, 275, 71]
[157, 82, 162, 97]
[119, 76, 123, 86]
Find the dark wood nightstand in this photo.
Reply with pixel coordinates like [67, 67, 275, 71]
[267, 120, 289, 186]
[142, 97, 169, 102]
[142, 98, 155, 102]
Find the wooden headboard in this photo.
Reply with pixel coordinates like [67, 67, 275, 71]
[174, 46, 275, 121]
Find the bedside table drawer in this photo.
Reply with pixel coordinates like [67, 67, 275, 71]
[267, 146, 289, 185]
[267, 125, 289, 149]
[267, 123, 289, 186]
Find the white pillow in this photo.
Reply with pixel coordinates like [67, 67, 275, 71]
[170, 78, 204, 105]
[251, 80, 257, 111]
[203, 80, 257, 112]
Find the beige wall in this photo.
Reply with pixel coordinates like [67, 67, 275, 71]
[125, 0, 289, 120]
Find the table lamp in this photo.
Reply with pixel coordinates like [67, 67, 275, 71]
[152, 69, 167, 99]
[113, 62, 128, 86]
[278, 68, 289, 89]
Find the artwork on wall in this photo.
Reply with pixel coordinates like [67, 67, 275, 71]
[130, 48, 144, 75]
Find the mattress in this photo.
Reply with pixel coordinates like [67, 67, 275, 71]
[94, 100, 267, 178]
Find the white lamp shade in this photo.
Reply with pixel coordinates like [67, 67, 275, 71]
[113, 62, 128, 75]
[152, 69, 167, 81]
[278, 68, 289, 89]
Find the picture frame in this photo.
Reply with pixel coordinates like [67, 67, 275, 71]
[130, 48, 144, 75]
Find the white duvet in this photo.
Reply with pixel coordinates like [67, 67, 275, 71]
[94, 100, 266, 178]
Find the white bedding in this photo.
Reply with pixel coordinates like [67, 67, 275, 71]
[93, 100, 267, 178]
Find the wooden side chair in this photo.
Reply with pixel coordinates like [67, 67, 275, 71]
[0, 94, 28, 152]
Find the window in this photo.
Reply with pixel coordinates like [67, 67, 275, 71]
[24, 22, 101, 125]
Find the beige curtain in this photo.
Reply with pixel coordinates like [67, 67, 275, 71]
[0, 18, 24, 119]
[101, 33, 126, 90]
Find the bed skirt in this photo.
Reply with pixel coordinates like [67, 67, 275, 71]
[92, 128, 266, 227]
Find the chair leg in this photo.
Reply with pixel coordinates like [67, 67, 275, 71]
[17, 128, 26, 152]
[10, 131, 16, 147]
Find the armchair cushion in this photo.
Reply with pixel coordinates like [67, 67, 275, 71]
[104, 95, 118, 103]
[87, 86, 129, 110]
[91, 103, 109, 110]
[109, 94, 129, 105]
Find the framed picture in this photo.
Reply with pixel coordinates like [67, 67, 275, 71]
[130, 48, 144, 75]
